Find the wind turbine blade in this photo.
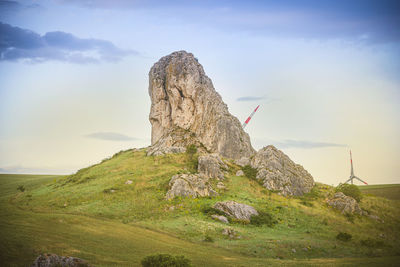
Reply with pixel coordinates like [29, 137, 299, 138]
[344, 178, 353, 184]
[354, 176, 368, 185]
[242, 105, 260, 129]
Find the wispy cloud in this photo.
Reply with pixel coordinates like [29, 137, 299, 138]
[0, 22, 137, 63]
[85, 132, 137, 141]
[275, 139, 347, 149]
[237, 96, 265, 102]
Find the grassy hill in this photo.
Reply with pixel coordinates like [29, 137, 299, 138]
[1, 148, 400, 266]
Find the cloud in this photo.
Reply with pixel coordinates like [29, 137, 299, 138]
[0, 22, 137, 63]
[275, 139, 347, 149]
[85, 132, 137, 141]
[237, 96, 265, 102]
[58, 0, 400, 44]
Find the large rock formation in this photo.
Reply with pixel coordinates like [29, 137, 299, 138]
[148, 51, 254, 159]
[250, 145, 314, 196]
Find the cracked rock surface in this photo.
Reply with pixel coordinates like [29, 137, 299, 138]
[250, 145, 314, 196]
[148, 51, 254, 159]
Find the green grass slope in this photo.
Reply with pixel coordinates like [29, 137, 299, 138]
[1, 149, 400, 266]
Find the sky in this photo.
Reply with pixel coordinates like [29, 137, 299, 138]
[0, 0, 399, 185]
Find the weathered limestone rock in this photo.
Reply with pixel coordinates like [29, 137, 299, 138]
[165, 173, 217, 200]
[198, 153, 227, 180]
[216, 182, 226, 189]
[236, 170, 244, 176]
[211, 214, 229, 224]
[31, 254, 90, 267]
[148, 51, 255, 159]
[213, 201, 258, 221]
[327, 192, 363, 215]
[235, 157, 250, 167]
[250, 145, 314, 196]
[222, 228, 240, 239]
[147, 145, 186, 156]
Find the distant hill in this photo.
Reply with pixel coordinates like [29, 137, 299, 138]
[358, 184, 400, 200]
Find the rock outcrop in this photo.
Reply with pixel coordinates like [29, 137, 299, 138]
[165, 173, 218, 200]
[198, 154, 227, 180]
[250, 145, 314, 196]
[327, 192, 363, 215]
[31, 254, 90, 267]
[211, 214, 229, 224]
[148, 51, 254, 159]
[213, 201, 258, 221]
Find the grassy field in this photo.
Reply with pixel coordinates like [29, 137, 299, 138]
[1, 149, 400, 266]
[358, 184, 400, 200]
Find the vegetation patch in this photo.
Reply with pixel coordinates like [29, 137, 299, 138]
[141, 254, 192, 267]
[360, 238, 385, 248]
[250, 211, 277, 227]
[203, 234, 214, 242]
[336, 184, 362, 202]
[336, 232, 352, 242]
[17, 185, 25, 192]
[242, 165, 258, 181]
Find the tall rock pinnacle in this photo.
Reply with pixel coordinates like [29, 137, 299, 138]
[147, 51, 255, 159]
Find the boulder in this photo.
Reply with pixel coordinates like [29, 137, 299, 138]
[235, 157, 250, 167]
[327, 192, 363, 215]
[222, 228, 240, 239]
[211, 214, 229, 224]
[236, 170, 244, 176]
[31, 254, 90, 267]
[216, 182, 226, 190]
[213, 201, 258, 221]
[198, 153, 227, 180]
[147, 51, 255, 159]
[165, 173, 217, 200]
[250, 145, 314, 196]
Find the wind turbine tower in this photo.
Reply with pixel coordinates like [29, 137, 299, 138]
[344, 150, 368, 185]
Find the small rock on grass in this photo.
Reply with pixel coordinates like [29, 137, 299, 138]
[211, 215, 229, 224]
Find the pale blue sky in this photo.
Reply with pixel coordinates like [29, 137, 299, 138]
[0, 0, 399, 185]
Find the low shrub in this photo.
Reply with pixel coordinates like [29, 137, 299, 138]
[204, 234, 214, 242]
[141, 254, 192, 267]
[345, 213, 355, 223]
[250, 211, 277, 227]
[242, 165, 257, 180]
[336, 232, 352, 242]
[360, 238, 384, 248]
[300, 200, 314, 207]
[17, 185, 25, 192]
[335, 184, 362, 202]
[185, 145, 198, 172]
[202, 206, 226, 217]
[186, 144, 197, 156]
